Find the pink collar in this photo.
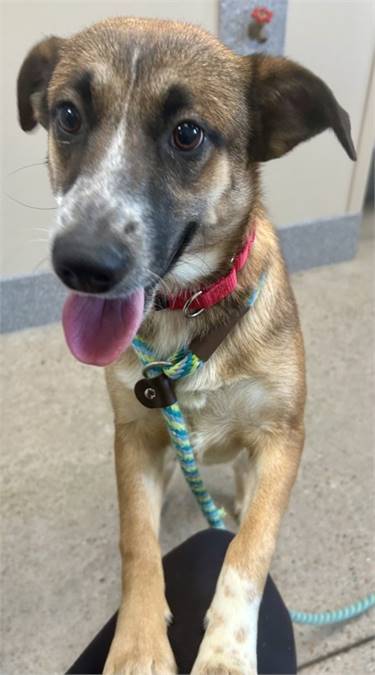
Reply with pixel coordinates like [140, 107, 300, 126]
[155, 226, 256, 317]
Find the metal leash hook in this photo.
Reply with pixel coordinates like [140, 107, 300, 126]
[183, 290, 205, 318]
[142, 361, 171, 378]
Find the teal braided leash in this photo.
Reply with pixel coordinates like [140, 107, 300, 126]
[132, 336, 225, 528]
[290, 594, 375, 625]
[132, 279, 375, 625]
[132, 282, 264, 528]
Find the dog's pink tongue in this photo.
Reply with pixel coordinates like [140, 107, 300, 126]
[62, 289, 144, 366]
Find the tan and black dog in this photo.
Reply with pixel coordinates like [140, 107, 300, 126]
[17, 17, 356, 675]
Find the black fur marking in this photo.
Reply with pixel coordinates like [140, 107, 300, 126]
[169, 221, 198, 268]
[162, 85, 192, 123]
[70, 71, 97, 127]
[158, 221, 199, 281]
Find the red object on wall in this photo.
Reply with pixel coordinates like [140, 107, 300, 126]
[251, 6, 273, 25]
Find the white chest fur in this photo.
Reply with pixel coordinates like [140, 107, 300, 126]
[113, 344, 269, 467]
[111, 301, 273, 464]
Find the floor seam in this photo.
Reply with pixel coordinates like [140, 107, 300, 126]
[297, 634, 375, 670]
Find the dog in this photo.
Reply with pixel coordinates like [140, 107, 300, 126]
[17, 17, 356, 675]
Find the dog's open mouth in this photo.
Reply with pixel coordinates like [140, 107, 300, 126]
[60, 222, 198, 367]
[62, 290, 145, 367]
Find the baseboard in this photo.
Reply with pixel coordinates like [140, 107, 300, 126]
[279, 212, 360, 273]
[0, 212, 361, 334]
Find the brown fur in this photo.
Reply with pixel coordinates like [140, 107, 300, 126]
[17, 16, 356, 675]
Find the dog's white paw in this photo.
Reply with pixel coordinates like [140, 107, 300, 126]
[192, 565, 260, 675]
[192, 658, 256, 675]
[103, 633, 176, 675]
[191, 630, 257, 675]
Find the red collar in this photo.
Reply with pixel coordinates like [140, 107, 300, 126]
[155, 226, 256, 316]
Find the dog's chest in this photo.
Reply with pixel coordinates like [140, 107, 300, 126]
[113, 312, 270, 462]
[114, 349, 268, 466]
[180, 377, 269, 464]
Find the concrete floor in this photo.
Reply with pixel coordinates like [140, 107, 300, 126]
[1, 209, 374, 674]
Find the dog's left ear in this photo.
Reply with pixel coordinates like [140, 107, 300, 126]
[243, 54, 356, 161]
[17, 36, 65, 132]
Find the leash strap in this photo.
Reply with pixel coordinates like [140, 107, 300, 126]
[132, 275, 265, 529]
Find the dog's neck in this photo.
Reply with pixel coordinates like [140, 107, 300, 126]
[154, 228, 256, 315]
[140, 208, 275, 359]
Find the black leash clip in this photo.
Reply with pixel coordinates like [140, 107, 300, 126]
[134, 362, 176, 409]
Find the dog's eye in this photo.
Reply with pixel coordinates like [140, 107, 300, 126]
[56, 103, 82, 134]
[172, 121, 204, 151]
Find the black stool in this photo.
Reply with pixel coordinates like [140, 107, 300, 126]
[67, 529, 296, 674]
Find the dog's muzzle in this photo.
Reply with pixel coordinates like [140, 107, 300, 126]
[52, 234, 130, 294]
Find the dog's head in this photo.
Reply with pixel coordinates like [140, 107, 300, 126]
[17, 17, 355, 365]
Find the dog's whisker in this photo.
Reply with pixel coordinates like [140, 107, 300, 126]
[3, 192, 57, 211]
[33, 226, 50, 233]
[145, 268, 173, 296]
[188, 255, 215, 275]
[5, 160, 48, 179]
[29, 238, 50, 244]
[32, 256, 51, 274]
[3, 160, 56, 210]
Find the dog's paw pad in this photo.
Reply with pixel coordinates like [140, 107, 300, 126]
[192, 656, 256, 675]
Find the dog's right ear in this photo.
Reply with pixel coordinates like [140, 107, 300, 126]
[17, 36, 64, 132]
[243, 54, 356, 162]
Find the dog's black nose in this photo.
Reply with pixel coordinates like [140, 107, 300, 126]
[52, 236, 127, 294]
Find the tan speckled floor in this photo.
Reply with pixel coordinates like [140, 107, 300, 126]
[1, 209, 374, 674]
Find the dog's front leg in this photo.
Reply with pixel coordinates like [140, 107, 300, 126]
[104, 418, 176, 675]
[192, 425, 304, 675]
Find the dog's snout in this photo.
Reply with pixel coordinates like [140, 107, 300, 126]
[52, 236, 128, 294]
[58, 260, 115, 293]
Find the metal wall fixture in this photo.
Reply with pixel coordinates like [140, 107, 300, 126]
[219, 0, 288, 55]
